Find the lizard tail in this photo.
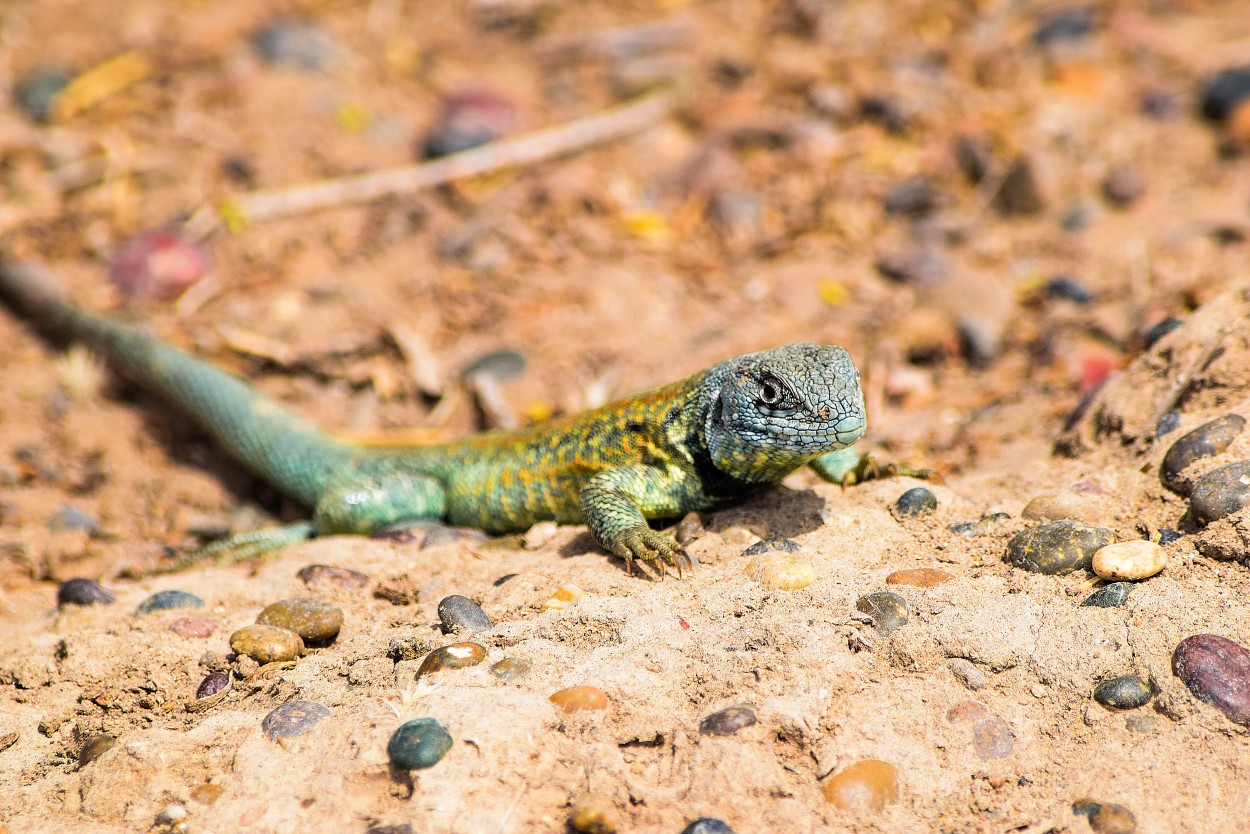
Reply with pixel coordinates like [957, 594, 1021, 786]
[0, 259, 354, 507]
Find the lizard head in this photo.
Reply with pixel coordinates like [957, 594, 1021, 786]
[702, 343, 866, 483]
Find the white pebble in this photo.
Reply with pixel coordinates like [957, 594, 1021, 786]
[1091, 540, 1166, 581]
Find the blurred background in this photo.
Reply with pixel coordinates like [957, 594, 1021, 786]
[2, 0, 1250, 472]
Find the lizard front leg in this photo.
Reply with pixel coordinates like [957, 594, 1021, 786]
[579, 465, 691, 577]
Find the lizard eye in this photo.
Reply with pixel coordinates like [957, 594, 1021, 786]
[758, 376, 784, 406]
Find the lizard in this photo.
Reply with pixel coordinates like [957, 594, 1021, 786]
[0, 258, 875, 576]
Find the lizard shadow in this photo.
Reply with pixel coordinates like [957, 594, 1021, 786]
[121, 386, 303, 522]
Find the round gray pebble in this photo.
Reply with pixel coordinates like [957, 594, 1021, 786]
[1093, 675, 1153, 710]
[135, 589, 205, 615]
[1005, 520, 1114, 575]
[57, 578, 116, 607]
[256, 597, 343, 645]
[388, 717, 453, 770]
[896, 487, 937, 517]
[681, 819, 735, 834]
[1160, 414, 1245, 494]
[855, 591, 909, 635]
[438, 595, 493, 634]
[698, 705, 757, 736]
[1080, 582, 1132, 608]
[1173, 634, 1250, 724]
[1189, 460, 1250, 524]
[261, 700, 331, 740]
[251, 22, 338, 71]
[196, 671, 231, 699]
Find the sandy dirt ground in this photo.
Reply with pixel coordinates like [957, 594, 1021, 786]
[2, 0, 1250, 832]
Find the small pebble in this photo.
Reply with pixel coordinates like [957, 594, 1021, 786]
[741, 538, 800, 556]
[1080, 582, 1132, 608]
[1043, 275, 1094, 305]
[13, 66, 71, 122]
[1139, 88, 1181, 121]
[1073, 799, 1138, 834]
[1022, 491, 1102, 523]
[190, 783, 223, 805]
[387, 717, 453, 770]
[1061, 203, 1094, 232]
[195, 671, 231, 699]
[745, 554, 817, 591]
[48, 504, 99, 533]
[1144, 317, 1184, 350]
[57, 578, 116, 607]
[416, 642, 487, 678]
[698, 705, 757, 736]
[549, 686, 609, 713]
[542, 583, 588, 611]
[461, 348, 527, 381]
[261, 700, 331, 740]
[1125, 714, 1159, 734]
[252, 21, 338, 71]
[821, 759, 899, 812]
[1200, 65, 1250, 122]
[886, 568, 953, 587]
[109, 230, 208, 301]
[365, 826, 413, 834]
[1157, 528, 1182, 546]
[1101, 165, 1145, 207]
[1155, 410, 1182, 438]
[490, 657, 532, 681]
[438, 595, 493, 634]
[855, 591, 909, 635]
[297, 564, 370, 590]
[1173, 634, 1250, 724]
[135, 589, 205, 615]
[883, 177, 941, 218]
[1093, 675, 1153, 710]
[1091, 540, 1166, 581]
[946, 701, 1015, 760]
[1189, 460, 1250, 524]
[949, 659, 987, 691]
[707, 190, 763, 241]
[681, 820, 735, 834]
[948, 513, 1011, 538]
[1034, 6, 1094, 46]
[170, 616, 217, 639]
[896, 487, 937, 517]
[256, 597, 343, 645]
[859, 95, 909, 133]
[1004, 520, 1114, 575]
[522, 520, 560, 549]
[1159, 414, 1246, 494]
[78, 733, 116, 767]
[568, 795, 618, 834]
[994, 155, 1047, 216]
[954, 134, 991, 184]
[153, 804, 187, 832]
[229, 624, 303, 664]
[421, 88, 517, 160]
[875, 246, 948, 287]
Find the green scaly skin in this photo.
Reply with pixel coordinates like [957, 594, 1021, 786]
[0, 260, 869, 575]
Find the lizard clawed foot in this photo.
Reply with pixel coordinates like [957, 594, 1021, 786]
[613, 526, 692, 580]
[811, 449, 942, 488]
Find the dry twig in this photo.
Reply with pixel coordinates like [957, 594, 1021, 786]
[193, 90, 674, 232]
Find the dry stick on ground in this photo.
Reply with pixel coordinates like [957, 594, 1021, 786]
[187, 91, 674, 235]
